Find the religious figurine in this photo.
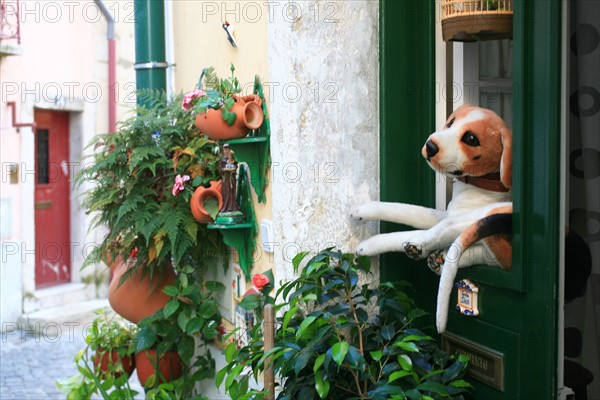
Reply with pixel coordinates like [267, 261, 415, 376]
[216, 144, 244, 224]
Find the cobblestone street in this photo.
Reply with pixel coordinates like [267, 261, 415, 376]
[1, 325, 143, 399]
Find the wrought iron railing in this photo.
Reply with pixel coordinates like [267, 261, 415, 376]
[0, 0, 21, 44]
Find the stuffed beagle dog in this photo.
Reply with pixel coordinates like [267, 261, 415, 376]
[352, 105, 513, 333]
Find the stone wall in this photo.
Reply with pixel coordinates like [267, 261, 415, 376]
[268, 1, 380, 283]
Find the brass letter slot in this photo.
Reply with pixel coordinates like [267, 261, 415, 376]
[442, 332, 505, 391]
[35, 201, 52, 210]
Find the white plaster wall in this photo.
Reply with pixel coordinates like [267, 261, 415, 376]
[268, 1, 380, 283]
[0, 0, 136, 322]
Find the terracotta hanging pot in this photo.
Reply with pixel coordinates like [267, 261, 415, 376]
[195, 94, 264, 140]
[108, 261, 176, 324]
[190, 180, 223, 224]
[135, 350, 183, 387]
[93, 347, 135, 378]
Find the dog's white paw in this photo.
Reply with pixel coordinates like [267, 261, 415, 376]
[427, 251, 446, 276]
[403, 242, 424, 260]
[350, 202, 381, 222]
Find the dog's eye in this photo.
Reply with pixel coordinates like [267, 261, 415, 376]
[461, 131, 480, 147]
[447, 117, 456, 128]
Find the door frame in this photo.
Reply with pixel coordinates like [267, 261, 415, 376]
[380, 0, 562, 398]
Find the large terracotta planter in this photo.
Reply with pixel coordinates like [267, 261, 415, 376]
[195, 94, 264, 140]
[190, 180, 223, 224]
[135, 350, 183, 387]
[108, 261, 176, 324]
[94, 347, 135, 378]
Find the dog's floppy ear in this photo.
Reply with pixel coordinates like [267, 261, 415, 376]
[500, 127, 512, 189]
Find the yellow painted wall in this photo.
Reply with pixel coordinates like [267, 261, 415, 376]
[172, 1, 273, 277]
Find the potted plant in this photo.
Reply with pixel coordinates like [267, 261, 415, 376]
[218, 249, 472, 399]
[75, 89, 227, 324]
[56, 309, 139, 399]
[88, 309, 137, 378]
[187, 64, 264, 140]
[441, 0, 514, 42]
[132, 270, 226, 396]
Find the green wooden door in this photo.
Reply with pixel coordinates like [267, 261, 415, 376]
[380, 1, 562, 398]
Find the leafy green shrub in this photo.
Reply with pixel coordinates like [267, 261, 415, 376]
[73, 89, 230, 399]
[218, 249, 472, 400]
[57, 309, 139, 399]
[74, 90, 226, 280]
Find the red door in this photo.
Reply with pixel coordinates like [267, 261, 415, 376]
[34, 109, 71, 288]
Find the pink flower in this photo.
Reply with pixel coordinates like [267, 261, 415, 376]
[252, 273, 270, 291]
[172, 174, 190, 196]
[182, 89, 205, 110]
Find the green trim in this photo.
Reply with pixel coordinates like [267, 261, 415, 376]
[511, 1, 562, 397]
[380, 1, 562, 397]
[379, 0, 437, 321]
[224, 76, 271, 203]
[208, 163, 257, 279]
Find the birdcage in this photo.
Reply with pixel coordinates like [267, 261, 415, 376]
[441, 0, 514, 42]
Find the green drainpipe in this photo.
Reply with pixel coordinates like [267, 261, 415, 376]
[134, 0, 167, 106]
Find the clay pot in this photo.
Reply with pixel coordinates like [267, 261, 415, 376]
[195, 94, 264, 140]
[108, 261, 176, 324]
[93, 347, 135, 378]
[135, 350, 183, 387]
[190, 180, 223, 224]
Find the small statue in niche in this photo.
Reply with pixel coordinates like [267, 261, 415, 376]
[216, 144, 244, 224]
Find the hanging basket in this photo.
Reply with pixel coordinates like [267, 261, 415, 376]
[441, 0, 514, 42]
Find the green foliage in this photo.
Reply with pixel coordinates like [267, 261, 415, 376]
[74, 89, 226, 278]
[218, 249, 473, 400]
[134, 265, 226, 396]
[73, 89, 230, 398]
[56, 309, 139, 399]
[192, 64, 242, 126]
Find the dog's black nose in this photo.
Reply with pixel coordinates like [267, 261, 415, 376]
[426, 140, 439, 158]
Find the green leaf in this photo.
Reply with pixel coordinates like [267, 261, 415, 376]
[205, 280, 226, 293]
[282, 305, 300, 332]
[315, 370, 330, 399]
[313, 353, 326, 373]
[417, 382, 449, 396]
[135, 327, 156, 352]
[226, 111, 237, 126]
[238, 294, 261, 310]
[204, 197, 220, 220]
[192, 176, 204, 187]
[215, 367, 228, 388]
[370, 350, 383, 362]
[185, 317, 204, 334]
[294, 349, 312, 375]
[225, 342, 238, 363]
[292, 251, 309, 272]
[198, 301, 218, 319]
[388, 370, 413, 384]
[224, 97, 235, 110]
[331, 341, 349, 367]
[381, 324, 395, 341]
[450, 380, 473, 388]
[398, 354, 413, 371]
[296, 316, 317, 340]
[395, 341, 419, 353]
[163, 300, 180, 318]
[162, 285, 178, 296]
[177, 310, 191, 331]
